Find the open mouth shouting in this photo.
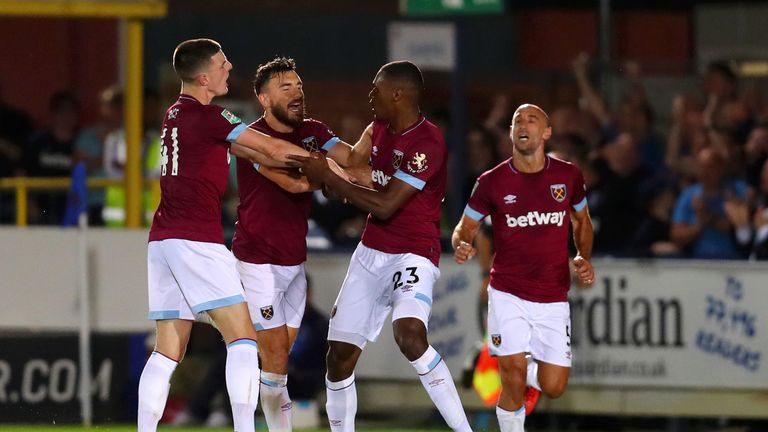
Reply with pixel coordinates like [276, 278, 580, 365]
[288, 98, 304, 116]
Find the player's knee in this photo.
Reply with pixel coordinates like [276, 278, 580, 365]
[498, 362, 526, 391]
[393, 331, 428, 361]
[540, 375, 568, 399]
[326, 343, 356, 378]
[393, 318, 428, 360]
[500, 368, 526, 391]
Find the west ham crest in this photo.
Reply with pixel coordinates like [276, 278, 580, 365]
[392, 149, 404, 169]
[491, 334, 502, 346]
[550, 184, 567, 203]
[260, 305, 274, 320]
[301, 136, 319, 152]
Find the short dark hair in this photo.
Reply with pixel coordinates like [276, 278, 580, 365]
[252, 57, 297, 95]
[49, 91, 79, 113]
[707, 60, 737, 83]
[173, 38, 222, 83]
[380, 61, 424, 99]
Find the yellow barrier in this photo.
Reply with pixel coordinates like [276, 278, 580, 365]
[0, 177, 159, 227]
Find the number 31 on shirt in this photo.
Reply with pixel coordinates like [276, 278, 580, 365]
[160, 127, 179, 176]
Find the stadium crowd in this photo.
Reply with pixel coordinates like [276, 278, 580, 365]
[1, 54, 767, 260]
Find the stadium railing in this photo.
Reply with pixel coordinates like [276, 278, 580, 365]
[0, 176, 159, 226]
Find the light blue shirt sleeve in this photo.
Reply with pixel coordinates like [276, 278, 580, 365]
[393, 169, 426, 190]
[322, 137, 341, 151]
[672, 186, 696, 224]
[226, 123, 248, 142]
[572, 197, 588, 212]
[464, 205, 485, 221]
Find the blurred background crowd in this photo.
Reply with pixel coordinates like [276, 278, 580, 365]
[2, 0, 768, 261]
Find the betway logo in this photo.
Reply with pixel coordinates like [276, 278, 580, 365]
[372, 169, 391, 186]
[505, 210, 566, 228]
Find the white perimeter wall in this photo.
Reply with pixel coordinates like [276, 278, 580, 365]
[1, 228, 767, 399]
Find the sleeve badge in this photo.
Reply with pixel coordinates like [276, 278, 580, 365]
[220, 109, 242, 124]
[407, 152, 429, 174]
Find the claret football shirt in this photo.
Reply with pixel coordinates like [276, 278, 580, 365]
[361, 116, 447, 266]
[149, 95, 246, 244]
[466, 155, 587, 302]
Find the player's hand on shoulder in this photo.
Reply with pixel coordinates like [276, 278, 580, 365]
[453, 240, 477, 264]
[573, 255, 595, 288]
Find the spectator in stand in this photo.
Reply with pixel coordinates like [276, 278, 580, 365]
[0, 82, 34, 179]
[666, 94, 709, 183]
[22, 91, 80, 224]
[671, 147, 751, 259]
[549, 106, 602, 149]
[572, 53, 665, 172]
[484, 94, 514, 160]
[590, 132, 654, 256]
[72, 85, 124, 225]
[74, 85, 124, 176]
[751, 159, 768, 259]
[626, 179, 681, 258]
[101, 88, 163, 227]
[0, 82, 35, 223]
[462, 127, 498, 202]
[709, 124, 748, 180]
[702, 61, 754, 140]
[546, 133, 591, 165]
[744, 121, 768, 190]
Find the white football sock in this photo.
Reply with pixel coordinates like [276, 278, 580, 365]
[410, 346, 472, 432]
[137, 352, 177, 432]
[226, 339, 260, 432]
[496, 405, 525, 432]
[260, 371, 292, 432]
[526, 358, 541, 391]
[325, 373, 357, 432]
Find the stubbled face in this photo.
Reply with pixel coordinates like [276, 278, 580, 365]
[205, 50, 233, 96]
[510, 105, 552, 156]
[262, 70, 305, 128]
[368, 71, 395, 121]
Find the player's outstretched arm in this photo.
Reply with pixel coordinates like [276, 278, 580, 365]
[571, 206, 595, 287]
[325, 123, 374, 188]
[452, 214, 481, 264]
[347, 122, 374, 167]
[256, 165, 315, 193]
[235, 127, 310, 167]
[232, 143, 312, 192]
[289, 152, 416, 220]
[233, 143, 356, 193]
[326, 122, 373, 168]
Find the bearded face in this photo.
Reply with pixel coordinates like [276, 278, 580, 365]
[263, 70, 306, 129]
[270, 96, 305, 128]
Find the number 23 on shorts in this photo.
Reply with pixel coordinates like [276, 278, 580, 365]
[392, 267, 420, 290]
